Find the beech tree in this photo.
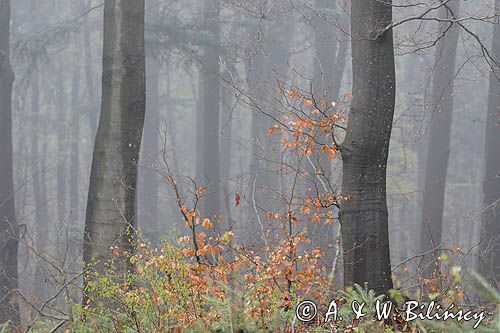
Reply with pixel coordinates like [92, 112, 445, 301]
[420, 0, 461, 276]
[0, 0, 18, 324]
[83, 0, 146, 298]
[138, 56, 160, 239]
[196, 0, 221, 222]
[340, 0, 395, 295]
[479, 0, 500, 287]
[310, 0, 348, 275]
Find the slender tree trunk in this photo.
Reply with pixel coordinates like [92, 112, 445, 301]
[83, 0, 98, 140]
[70, 61, 81, 225]
[219, 30, 238, 229]
[69, 49, 81, 244]
[83, 0, 146, 303]
[221, 102, 233, 206]
[479, 0, 500, 288]
[313, 0, 339, 103]
[138, 57, 160, 240]
[310, 0, 341, 189]
[340, 0, 395, 295]
[310, 0, 347, 275]
[420, 1, 460, 277]
[55, 68, 67, 224]
[220, 63, 234, 228]
[30, 74, 50, 304]
[197, 0, 221, 222]
[163, 66, 181, 222]
[0, 0, 19, 324]
[246, 19, 294, 246]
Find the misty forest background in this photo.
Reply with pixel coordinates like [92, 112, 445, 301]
[0, 0, 499, 331]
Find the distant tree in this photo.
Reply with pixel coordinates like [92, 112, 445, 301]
[55, 65, 68, 224]
[196, 0, 221, 223]
[0, 0, 19, 324]
[312, 0, 346, 105]
[69, 48, 81, 229]
[246, 15, 294, 246]
[83, 0, 146, 303]
[420, 0, 461, 277]
[340, 0, 395, 295]
[138, 55, 160, 240]
[31, 72, 51, 303]
[310, 0, 348, 275]
[479, 0, 500, 288]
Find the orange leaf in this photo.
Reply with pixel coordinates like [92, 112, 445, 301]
[235, 192, 241, 207]
[303, 99, 314, 107]
[202, 218, 212, 229]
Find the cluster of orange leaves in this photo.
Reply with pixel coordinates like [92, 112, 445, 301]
[270, 88, 347, 161]
[86, 206, 332, 331]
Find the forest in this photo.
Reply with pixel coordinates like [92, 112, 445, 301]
[0, 0, 499, 332]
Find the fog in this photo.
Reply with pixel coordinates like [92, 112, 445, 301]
[0, 0, 498, 330]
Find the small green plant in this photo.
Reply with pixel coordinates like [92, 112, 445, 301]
[0, 322, 10, 333]
[420, 271, 500, 333]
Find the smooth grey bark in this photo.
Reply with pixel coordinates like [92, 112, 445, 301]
[30, 73, 52, 303]
[313, 0, 340, 103]
[0, 0, 19, 324]
[310, 0, 348, 276]
[220, 78, 234, 223]
[55, 68, 67, 224]
[83, 0, 98, 140]
[70, 52, 81, 232]
[340, 0, 395, 295]
[138, 56, 160, 239]
[310, 0, 343, 184]
[83, 0, 146, 300]
[420, 1, 460, 276]
[197, 0, 221, 221]
[246, 19, 294, 246]
[479, 0, 500, 288]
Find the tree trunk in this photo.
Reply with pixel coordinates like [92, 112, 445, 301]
[479, 0, 500, 288]
[83, 0, 146, 302]
[55, 68, 67, 224]
[70, 57, 81, 227]
[313, 0, 339, 103]
[83, 0, 98, 140]
[340, 0, 395, 295]
[0, 0, 19, 324]
[197, 0, 221, 222]
[420, 0, 460, 277]
[220, 62, 234, 229]
[310, 0, 347, 276]
[69, 49, 81, 258]
[30, 73, 50, 304]
[246, 19, 294, 246]
[138, 56, 160, 240]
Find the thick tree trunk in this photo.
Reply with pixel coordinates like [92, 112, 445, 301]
[479, 0, 500, 288]
[0, 0, 19, 324]
[420, 1, 460, 277]
[197, 0, 221, 221]
[83, 0, 146, 300]
[340, 0, 395, 295]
